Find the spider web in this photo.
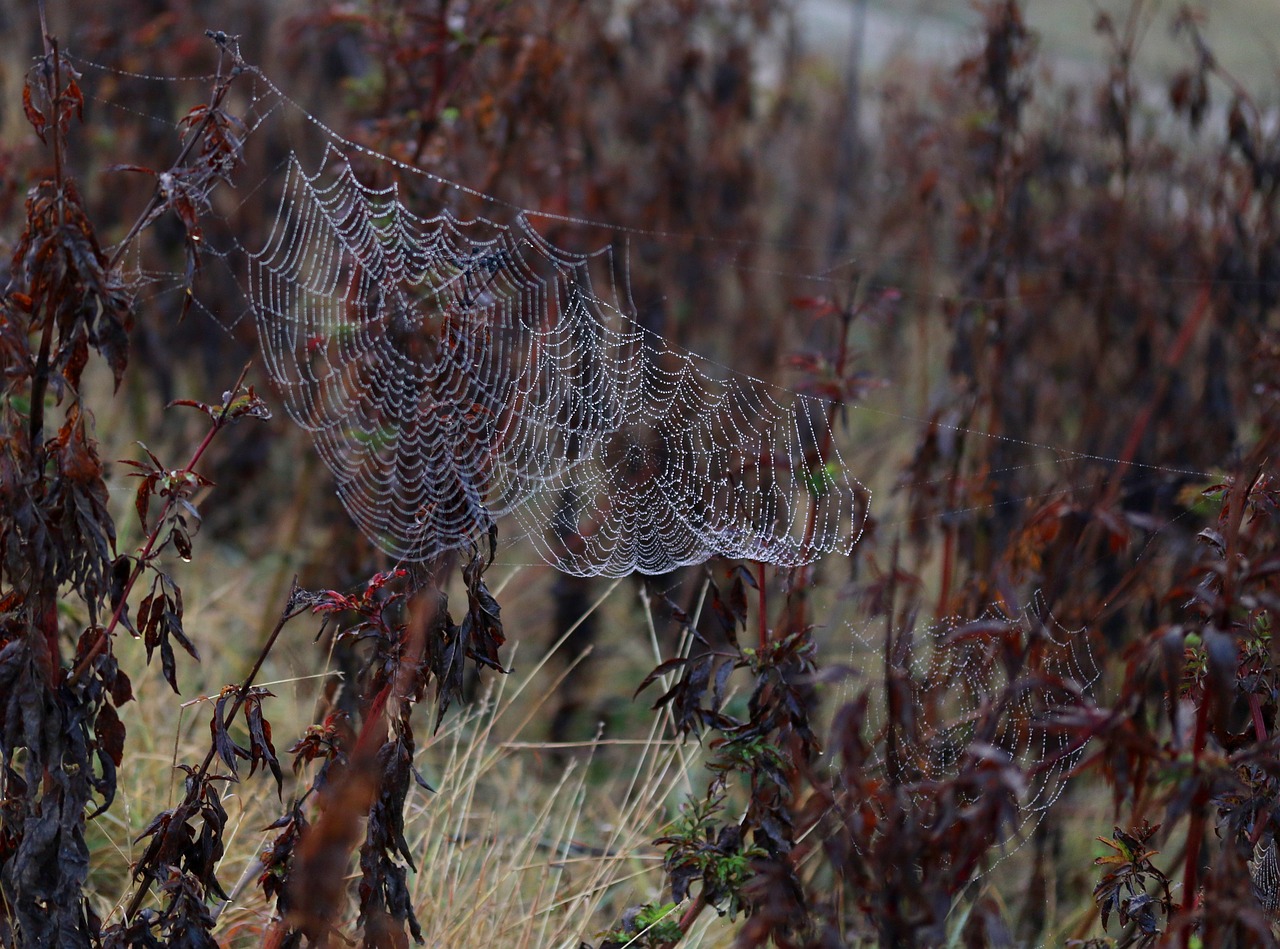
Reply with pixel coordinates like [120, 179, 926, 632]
[245, 138, 866, 576]
[85, 48, 1215, 582]
[845, 595, 1098, 853]
[71, 42, 875, 578]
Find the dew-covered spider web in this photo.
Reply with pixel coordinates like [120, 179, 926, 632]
[844, 595, 1099, 855]
[82, 44, 1218, 584]
[97, 56, 868, 577]
[250, 145, 866, 576]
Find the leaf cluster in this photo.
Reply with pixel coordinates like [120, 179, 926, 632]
[0, 44, 136, 948]
[255, 550, 507, 947]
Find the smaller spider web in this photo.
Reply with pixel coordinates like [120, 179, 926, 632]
[844, 594, 1099, 859]
[249, 144, 868, 576]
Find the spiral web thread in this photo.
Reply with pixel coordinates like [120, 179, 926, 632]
[249, 143, 867, 576]
[846, 596, 1098, 854]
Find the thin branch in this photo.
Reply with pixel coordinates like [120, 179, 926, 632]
[106, 33, 247, 272]
[69, 363, 252, 686]
[121, 579, 311, 922]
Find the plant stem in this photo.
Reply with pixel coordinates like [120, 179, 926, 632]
[657, 893, 707, 949]
[1179, 467, 1257, 945]
[757, 560, 768, 650]
[121, 582, 309, 922]
[106, 35, 243, 272]
[781, 293, 857, 635]
[28, 33, 65, 454]
[69, 363, 251, 686]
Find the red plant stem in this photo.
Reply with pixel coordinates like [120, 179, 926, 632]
[884, 539, 903, 788]
[353, 683, 393, 755]
[68, 364, 251, 686]
[28, 299, 57, 453]
[121, 582, 308, 922]
[1107, 283, 1211, 505]
[72, 39, 251, 683]
[1217, 467, 1259, 627]
[28, 33, 65, 453]
[657, 893, 708, 949]
[1179, 467, 1256, 945]
[757, 561, 768, 650]
[49, 38, 63, 192]
[936, 472, 958, 617]
[781, 299, 854, 635]
[1250, 693, 1268, 742]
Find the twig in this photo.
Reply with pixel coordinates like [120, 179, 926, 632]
[28, 32, 65, 452]
[106, 32, 246, 272]
[757, 561, 768, 650]
[656, 894, 708, 949]
[121, 580, 311, 922]
[69, 363, 252, 686]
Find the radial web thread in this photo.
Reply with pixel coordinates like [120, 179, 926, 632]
[250, 145, 867, 576]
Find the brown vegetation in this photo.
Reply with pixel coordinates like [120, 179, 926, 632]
[1, 1, 1278, 946]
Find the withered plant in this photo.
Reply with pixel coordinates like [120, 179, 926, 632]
[2, 1, 1280, 948]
